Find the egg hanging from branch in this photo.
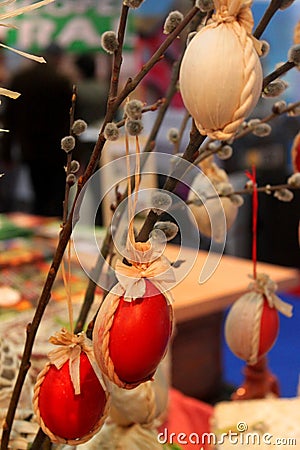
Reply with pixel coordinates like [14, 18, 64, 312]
[93, 241, 174, 390]
[179, 0, 263, 140]
[224, 274, 293, 365]
[33, 329, 108, 445]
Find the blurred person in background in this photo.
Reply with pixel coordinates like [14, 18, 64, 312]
[72, 52, 109, 226]
[74, 52, 108, 128]
[0, 43, 73, 217]
[73, 52, 109, 171]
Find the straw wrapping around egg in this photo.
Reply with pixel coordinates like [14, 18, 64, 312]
[179, 0, 263, 140]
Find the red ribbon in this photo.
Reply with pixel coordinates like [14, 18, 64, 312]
[245, 166, 258, 280]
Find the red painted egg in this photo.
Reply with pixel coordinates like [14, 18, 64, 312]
[225, 291, 280, 364]
[93, 279, 173, 385]
[38, 352, 107, 440]
[291, 132, 300, 172]
[258, 296, 279, 358]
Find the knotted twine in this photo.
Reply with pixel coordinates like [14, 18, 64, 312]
[33, 328, 109, 445]
[246, 273, 293, 365]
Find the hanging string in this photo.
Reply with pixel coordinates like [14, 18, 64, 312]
[124, 122, 141, 249]
[245, 165, 258, 280]
[125, 129, 134, 246]
[134, 135, 141, 211]
[61, 239, 74, 334]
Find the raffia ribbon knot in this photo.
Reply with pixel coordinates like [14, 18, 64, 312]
[114, 240, 175, 302]
[248, 273, 293, 318]
[214, 7, 236, 25]
[48, 328, 99, 395]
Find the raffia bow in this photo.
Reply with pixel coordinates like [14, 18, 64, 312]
[248, 273, 293, 318]
[48, 328, 104, 395]
[113, 241, 175, 302]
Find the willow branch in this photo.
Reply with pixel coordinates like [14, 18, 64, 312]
[30, 428, 51, 450]
[112, 5, 200, 110]
[186, 182, 300, 204]
[137, 122, 205, 242]
[74, 231, 113, 333]
[62, 85, 77, 225]
[174, 111, 191, 154]
[1, 219, 73, 449]
[263, 60, 296, 90]
[107, 4, 129, 102]
[235, 99, 300, 140]
[227, 182, 300, 196]
[253, 0, 282, 39]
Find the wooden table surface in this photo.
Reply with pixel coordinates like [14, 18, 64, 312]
[165, 245, 299, 323]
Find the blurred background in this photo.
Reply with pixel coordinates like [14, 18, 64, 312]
[0, 0, 298, 268]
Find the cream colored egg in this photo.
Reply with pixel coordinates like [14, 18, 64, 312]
[224, 291, 263, 364]
[189, 196, 238, 242]
[179, 22, 263, 140]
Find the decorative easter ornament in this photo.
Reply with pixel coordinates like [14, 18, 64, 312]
[179, 0, 263, 140]
[294, 18, 300, 50]
[188, 156, 239, 241]
[225, 167, 293, 366]
[93, 133, 174, 389]
[33, 244, 108, 445]
[225, 273, 292, 364]
[33, 329, 108, 445]
[92, 231, 174, 390]
[291, 131, 300, 172]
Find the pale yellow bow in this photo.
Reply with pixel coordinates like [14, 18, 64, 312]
[248, 273, 293, 318]
[48, 328, 104, 395]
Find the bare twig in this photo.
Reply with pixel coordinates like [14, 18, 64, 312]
[253, 0, 282, 39]
[107, 4, 129, 102]
[111, 5, 200, 111]
[174, 110, 191, 154]
[1, 219, 72, 449]
[62, 85, 77, 225]
[187, 182, 300, 204]
[115, 98, 165, 129]
[235, 99, 300, 140]
[136, 121, 205, 242]
[263, 60, 295, 90]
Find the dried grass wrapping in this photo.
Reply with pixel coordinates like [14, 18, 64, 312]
[179, 0, 263, 140]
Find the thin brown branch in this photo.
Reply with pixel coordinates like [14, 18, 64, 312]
[62, 85, 77, 225]
[253, 0, 282, 39]
[112, 5, 200, 110]
[107, 4, 129, 102]
[263, 60, 296, 90]
[115, 98, 165, 128]
[235, 99, 300, 140]
[190, 182, 300, 203]
[226, 183, 299, 197]
[174, 110, 191, 154]
[30, 428, 51, 450]
[1, 219, 72, 449]
[136, 122, 205, 242]
[74, 231, 113, 333]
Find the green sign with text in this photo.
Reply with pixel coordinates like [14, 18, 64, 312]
[0, 0, 133, 53]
